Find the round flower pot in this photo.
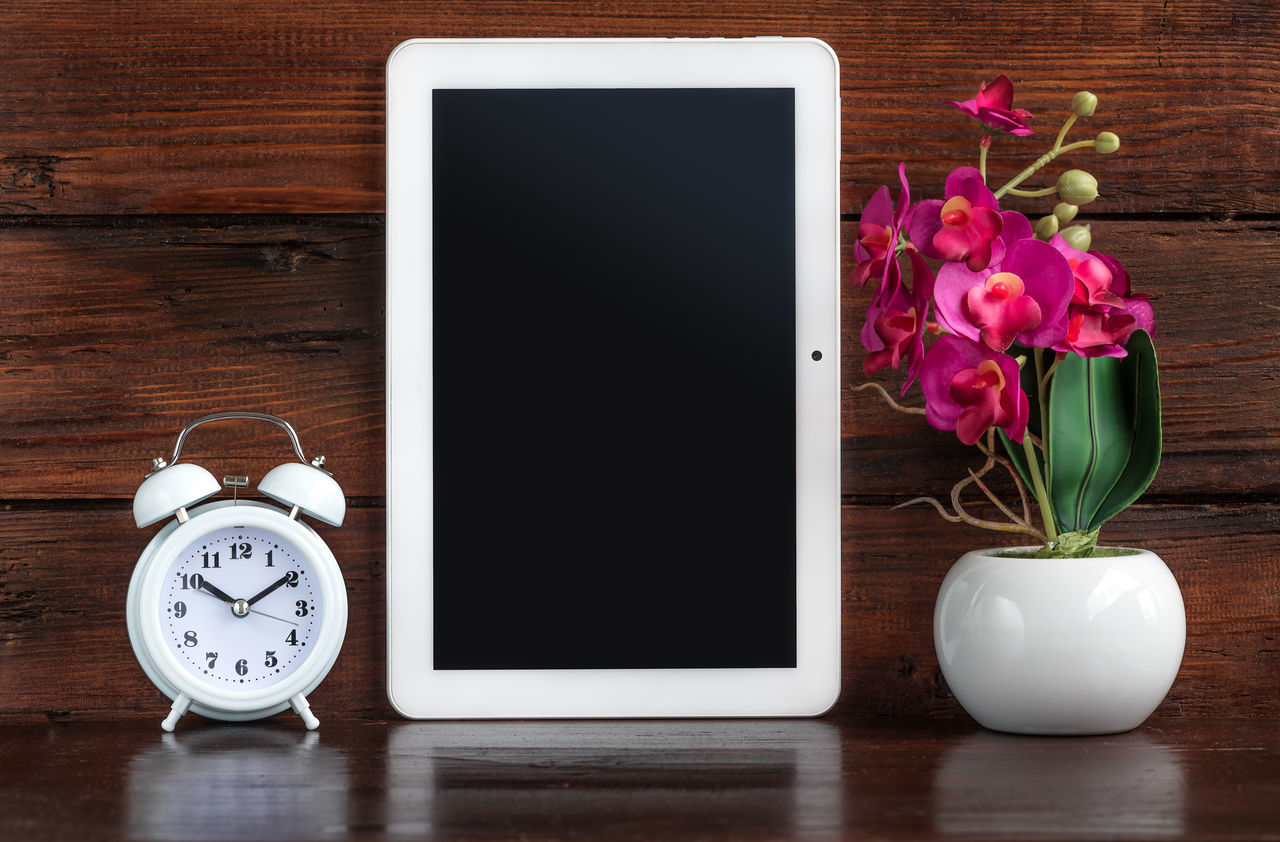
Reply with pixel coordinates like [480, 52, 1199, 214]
[934, 547, 1185, 735]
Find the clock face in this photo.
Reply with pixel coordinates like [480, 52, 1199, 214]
[158, 524, 322, 690]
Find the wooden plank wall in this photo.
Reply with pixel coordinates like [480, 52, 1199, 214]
[0, 0, 1277, 720]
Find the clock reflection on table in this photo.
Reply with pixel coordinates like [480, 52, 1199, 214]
[125, 727, 350, 840]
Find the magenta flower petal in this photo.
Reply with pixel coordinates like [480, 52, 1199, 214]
[901, 248, 935, 392]
[1061, 307, 1137, 358]
[860, 260, 903, 351]
[1001, 239, 1072, 347]
[920, 335, 1029, 445]
[999, 211, 1033, 245]
[934, 238, 1072, 351]
[946, 75, 1034, 136]
[1127, 298, 1155, 336]
[964, 273, 1043, 351]
[909, 199, 944, 259]
[1048, 244, 1155, 357]
[893, 161, 912, 224]
[853, 163, 920, 310]
[860, 185, 893, 231]
[976, 74, 1015, 111]
[916, 167, 1004, 271]
[945, 167, 998, 210]
[863, 299, 919, 377]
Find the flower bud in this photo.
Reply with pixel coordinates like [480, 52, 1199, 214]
[1053, 202, 1078, 224]
[1057, 169, 1099, 205]
[1072, 91, 1098, 117]
[1095, 131, 1120, 154]
[1061, 224, 1092, 251]
[1034, 214, 1059, 240]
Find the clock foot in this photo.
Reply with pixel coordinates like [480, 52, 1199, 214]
[161, 694, 192, 732]
[290, 693, 320, 730]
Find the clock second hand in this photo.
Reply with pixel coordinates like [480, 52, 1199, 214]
[245, 606, 299, 626]
[196, 580, 299, 626]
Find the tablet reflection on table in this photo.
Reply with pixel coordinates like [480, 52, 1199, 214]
[385, 720, 842, 839]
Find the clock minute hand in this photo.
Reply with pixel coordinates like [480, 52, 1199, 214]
[246, 573, 293, 607]
[199, 580, 236, 605]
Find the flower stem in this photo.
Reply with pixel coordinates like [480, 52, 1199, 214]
[1035, 348, 1051, 425]
[1022, 433, 1058, 543]
[1026, 349, 1059, 543]
[1054, 113, 1078, 152]
[979, 140, 989, 182]
[994, 150, 1058, 200]
[1004, 185, 1059, 198]
[993, 113, 1091, 200]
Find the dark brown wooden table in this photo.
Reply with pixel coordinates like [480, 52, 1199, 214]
[3, 715, 1278, 840]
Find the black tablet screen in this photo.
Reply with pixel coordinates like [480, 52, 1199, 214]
[432, 88, 796, 669]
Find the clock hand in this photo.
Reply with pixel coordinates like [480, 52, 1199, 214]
[198, 580, 236, 605]
[247, 607, 299, 627]
[245, 573, 293, 607]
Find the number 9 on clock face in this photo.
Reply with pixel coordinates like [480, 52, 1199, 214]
[163, 526, 320, 689]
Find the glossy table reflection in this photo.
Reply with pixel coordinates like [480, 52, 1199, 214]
[2, 716, 1277, 840]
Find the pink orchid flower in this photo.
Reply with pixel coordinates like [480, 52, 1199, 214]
[1047, 236, 1155, 357]
[933, 234, 1074, 352]
[860, 249, 936, 390]
[862, 293, 919, 377]
[945, 74, 1034, 137]
[909, 167, 1004, 272]
[852, 163, 914, 307]
[920, 334, 1029, 446]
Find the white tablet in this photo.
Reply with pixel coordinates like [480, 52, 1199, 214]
[386, 37, 840, 718]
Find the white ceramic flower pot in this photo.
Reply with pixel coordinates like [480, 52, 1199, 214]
[934, 547, 1185, 735]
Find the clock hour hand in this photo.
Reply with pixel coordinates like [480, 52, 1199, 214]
[246, 573, 293, 607]
[198, 580, 236, 605]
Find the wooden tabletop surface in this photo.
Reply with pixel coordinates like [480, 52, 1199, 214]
[2, 715, 1278, 841]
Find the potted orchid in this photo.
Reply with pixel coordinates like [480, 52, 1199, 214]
[855, 76, 1184, 735]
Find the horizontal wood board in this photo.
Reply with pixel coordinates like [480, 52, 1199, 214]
[0, 1, 1276, 215]
[0, 0, 1278, 721]
[2, 503, 1277, 719]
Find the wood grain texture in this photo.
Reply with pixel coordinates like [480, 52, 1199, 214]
[0, 0, 1277, 726]
[0, 0, 1275, 214]
[0, 218, 385, 499]
[2, 717, 1279, 841]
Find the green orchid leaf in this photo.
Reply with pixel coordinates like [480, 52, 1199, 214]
[1090, 330, 1162, 527]
[1046, 330, 1161, 533]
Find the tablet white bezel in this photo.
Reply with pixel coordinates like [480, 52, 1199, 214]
[386, 37, 840, 718]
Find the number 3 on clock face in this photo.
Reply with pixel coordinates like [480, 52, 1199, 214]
[162, 525, 320, 689]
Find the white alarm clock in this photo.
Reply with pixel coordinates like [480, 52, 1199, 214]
[127, 412, 348, 732]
